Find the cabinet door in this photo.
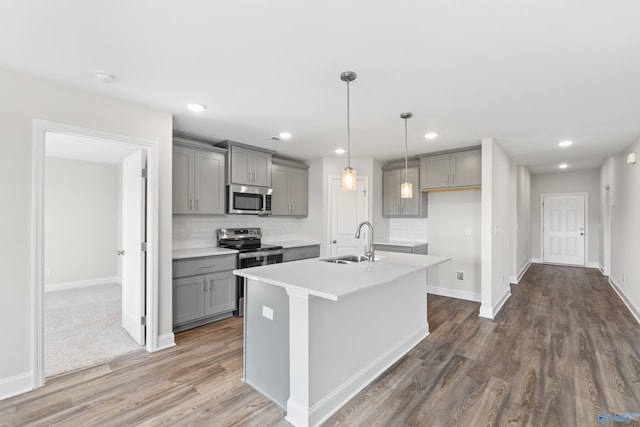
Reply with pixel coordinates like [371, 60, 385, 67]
[252, 151, 272, 187]
[289, 167, 308, 216]
[400, 167, 421, 216]
[173, 276, 204, 325]
[204, 271, 237, 316]
[451, 149, 481, 187]
[270, 165, 290, 215]
[383, 169, 401, 216]
[172, 146, 195, 214]
[230, 146, 253, 185]
[420, 154, 451, 190]
[194, 150, 225, 214]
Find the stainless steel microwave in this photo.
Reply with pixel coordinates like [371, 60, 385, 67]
[227, 184, 272, 215]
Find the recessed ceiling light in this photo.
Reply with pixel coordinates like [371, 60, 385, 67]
[335, 148, 345, 155]
[559, 163, 569, 169]
[279, 132, 292, 140]
[424, 132, 438, 140]
[558, 140, 573, 147]
[94, 71, 116, 83]
[187, 104, 206, 112]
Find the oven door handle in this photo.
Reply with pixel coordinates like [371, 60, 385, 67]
[238, 249, 284, 259]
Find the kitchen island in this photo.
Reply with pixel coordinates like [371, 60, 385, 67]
[234, 251, 450, 427]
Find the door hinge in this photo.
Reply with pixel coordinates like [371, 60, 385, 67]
[141, 242, 148, 252]
[141, 168, 148, 178]
[141, 316, 147, 326]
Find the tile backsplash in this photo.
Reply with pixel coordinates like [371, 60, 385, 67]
[388, 218, 428, 241]
[173, 215, 298, 249]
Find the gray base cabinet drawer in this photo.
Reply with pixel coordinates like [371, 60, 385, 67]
[283, 245, 320, 262]
[173, 254, 236, 277]
[375, 243, 428, 255]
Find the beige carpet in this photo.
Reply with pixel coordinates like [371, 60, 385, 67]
[44, 283, 142, 377]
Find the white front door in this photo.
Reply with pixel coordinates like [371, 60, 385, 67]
[329, 177, 369, 256]
[543, 194, 585, 266]
[121, 150, 146, 345]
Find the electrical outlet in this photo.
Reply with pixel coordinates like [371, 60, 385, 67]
[456, 271, 465, 280]
[262, 305, 274, 320]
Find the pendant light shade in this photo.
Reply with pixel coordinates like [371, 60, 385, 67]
[400, 112, 413, 199]
[341, 71, 357, 190]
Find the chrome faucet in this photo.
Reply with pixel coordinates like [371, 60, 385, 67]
[355, 221, 375, 262]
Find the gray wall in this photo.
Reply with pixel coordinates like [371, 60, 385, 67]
[44, 158, 119, 285]
[530, 169, 600, 266]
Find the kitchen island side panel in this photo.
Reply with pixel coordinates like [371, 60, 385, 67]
[244, 279, 290, 407]
[308, 268, 428, 408]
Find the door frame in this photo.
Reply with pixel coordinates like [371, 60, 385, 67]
[31, 119, 160, 388]
[540, 192, 588, 266]
[326, 175, 370, 256]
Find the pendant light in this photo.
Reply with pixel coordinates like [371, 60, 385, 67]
[340, 71, 357, 190]
[400, 112, 413, 198]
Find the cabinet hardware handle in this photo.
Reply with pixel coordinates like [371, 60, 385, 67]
[199, 265, 214, 268]
[292, 203, 295, 213]
[248, 172, 252, 182]
[201, 280, 205, 293]
[452, 173, 455, 184]
[332, 240, 337, 244]
[189, 198, 193, 210]
[253, 171, 256, 182]
[116, 250, 125, 256]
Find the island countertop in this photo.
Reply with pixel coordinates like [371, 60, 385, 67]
[234, 251, 450, 301]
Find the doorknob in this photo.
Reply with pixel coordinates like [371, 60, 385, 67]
[332, 240, 337, 244]
[116, 250, 125, 256]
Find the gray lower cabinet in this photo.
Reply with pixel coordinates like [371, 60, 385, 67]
[271, 161, 308, 216]
[374, 243, 428, 254]
[283, 245, 320, 262]
[420, 148, 481, 191]
[172, 254, 237, 331]
[382, 167, 426, 217]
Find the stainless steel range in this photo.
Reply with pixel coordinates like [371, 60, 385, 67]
[217, 227, 283, 316]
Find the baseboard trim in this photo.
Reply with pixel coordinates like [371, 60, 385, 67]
[586, 262, 600, 269]
[157, 332, 176, 351]
[426, 285, 480, 302]
[478, 287, 511, 320]
[531, 258, 542, 264]
[510, 261, 532, 285]
[0, 371, 33, 400]
[609, 277, 640, 325]
[45, 276, 121, 292]
[287, 327, 429, 427]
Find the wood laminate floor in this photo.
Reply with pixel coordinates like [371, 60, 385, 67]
[2, 264, 640, 426]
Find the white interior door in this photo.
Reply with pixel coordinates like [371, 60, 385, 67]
[329, 177, 369, 256]
[121, 150, 146, 345]
[543, 194, 585, 266]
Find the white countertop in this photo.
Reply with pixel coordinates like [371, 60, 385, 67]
[172, 247, 238, 260]
[234, 251, 450, 301]
[265, 240, 320, 249]
[374, 240, 428, 247]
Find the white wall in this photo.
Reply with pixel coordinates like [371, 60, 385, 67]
[44, 158, 118, 285]
[530, 169, 600, 266]
[0, 67, 172, 391]
[603, 139, 640, 319]
[427, 190, 481, 301]
[512, 166, 531, 281]
[480, 138, 512, 318]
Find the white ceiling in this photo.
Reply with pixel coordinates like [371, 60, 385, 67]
[3, 1, 640, 174]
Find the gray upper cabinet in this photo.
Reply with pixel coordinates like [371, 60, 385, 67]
[271, 161, 308, 216]
[420, 148, 481, 191]
[382, 166, 426, 217]
[173, 143, 225, 215]
[229, 145, 272, 187]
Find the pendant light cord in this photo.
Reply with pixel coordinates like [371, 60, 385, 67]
[347, 80, 351, 168]
[404, 117, 409, 182]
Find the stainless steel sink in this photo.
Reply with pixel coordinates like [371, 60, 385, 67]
[320, 254, 375, 264]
